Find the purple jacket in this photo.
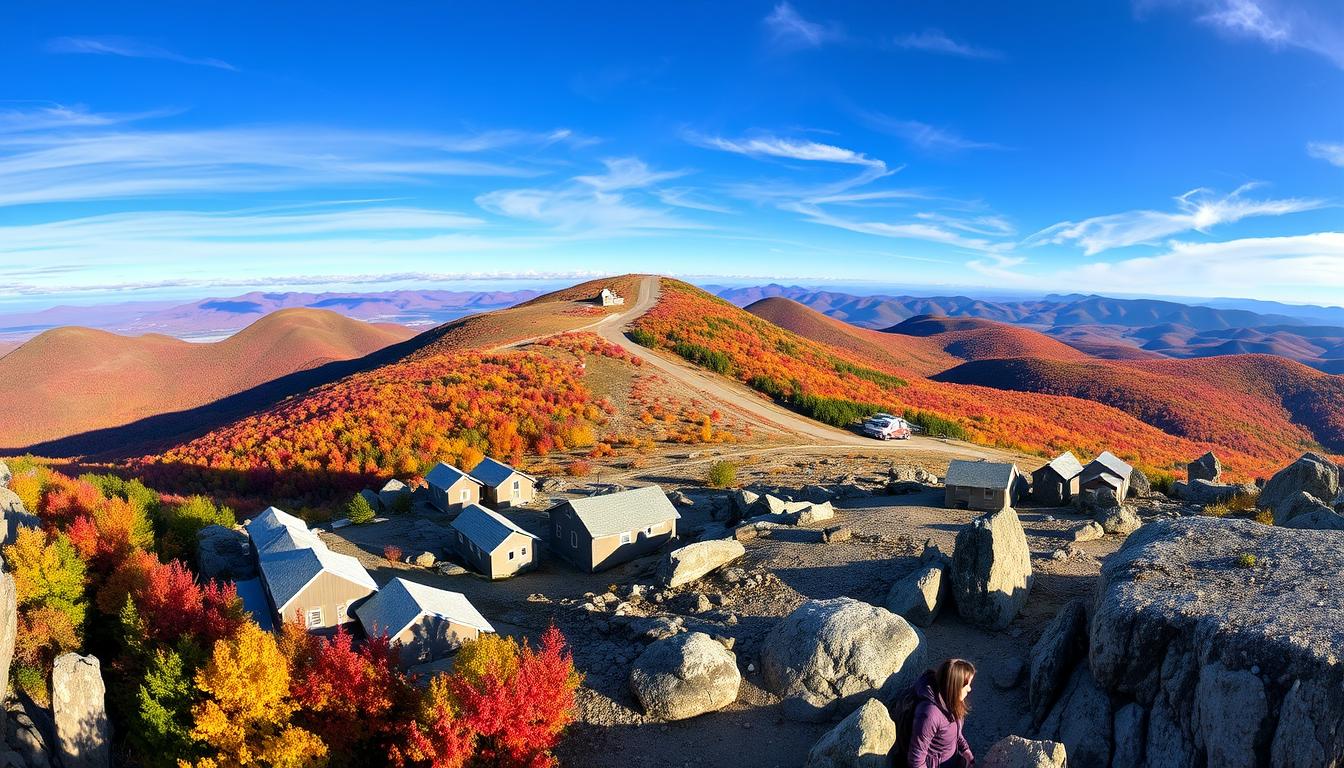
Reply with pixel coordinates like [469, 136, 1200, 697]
[907, 671, 973, 768]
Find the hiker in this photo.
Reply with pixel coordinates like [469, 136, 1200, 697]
[897, 658, 977, 768]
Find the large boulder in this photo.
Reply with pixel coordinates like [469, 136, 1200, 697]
[196, 525, 255, 581]
[657, 539, 745, 589]
[1110, 702, 1146, 768]
[1091, 517, 1344, 766]
[1284, 506, 1344, 531]
[1259, 452, 1339, 524]
[760, 598, 926, 721]
[0, 571, 15, 714]
[1028, 599, 1087, 726]
[1037, 663, 1113, 768]
[51, 653, 110, 768]
[628, 632, 740, 721]
[951, 507, 1033, 630]
[884, 563, 947, 628]
[1095, 504, 1141, 536]
[1187, 451, 1221, 483]
[982, 735, 1067, 768]
[1127, 468, 1151, 498]
[804, 698, 896, 768]
[1173, 478, 1253, 505]
[1274, 491, 1339, 528]
[0, 487, 41, 545]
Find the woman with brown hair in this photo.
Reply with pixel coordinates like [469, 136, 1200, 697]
[905, 658, 977, 768]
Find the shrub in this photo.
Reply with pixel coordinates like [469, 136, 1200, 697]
[566, 461, 592, 477]
[1236, 553, 1257, 569]
[791, 394, 883, 427]
[626, 329, 657, 347]
[1148, 472, 1176, 496]
[13, 664, 47, 704]
[345, 493, 376, 525]
[833, 360, 907, 389]
[1253, 507, 1275, 526]
[706, 461, 737, 488]
[904, 409, 970, 441]
[383, 545, 403, 563]
[670, 342, 732, 375]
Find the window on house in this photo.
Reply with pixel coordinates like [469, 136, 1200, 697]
[460, 488, 470, 502]
[306, 608, 323, 629]
[336, 603, 347, 622]
[509, 550, 516, 560]
[521, 546, 527, 556]
[570, 531, 578, 548]
[512, 479, 521, 498]
[646, 526, 654, 535]
[619, 531, 632, 545]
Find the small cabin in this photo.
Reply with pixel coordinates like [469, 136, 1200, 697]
[425, 462, 483, 512]
[598, 287, 625, 307]
[356, 577, 494, 662]
[1080, 451, 1134, 499]
[548, 486, 680, 573]
[449, 504, 539, 579]
[944, 459, 1025, 512]
[1031, 452, 1084, 506]
[468, 457, 537, 509]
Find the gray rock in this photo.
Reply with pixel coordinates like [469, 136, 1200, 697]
[0, 461, 9, 488]
[1174, 478, 1254, 505]
[790, 501, 835, 525]
[1194, 661, 1269, 768]
[1275, 491, 1338, 527]
[884, 564, 947, 628]
[1096, 504, 1141, 535]
[196, 525, 255, 581]
[378, 479, 412, 510]
[51, 653, 110, 768]
[1128, 467, 1151, 498]
[7, 704, 52, 768]
[1187, 451, 1222, 483]
[1259, 452, 1339, 524]
[437, 562, 468, 576]
[1070, 520, 1104, 542]
[1029, 599, 1087, 726]
[823, 526, 852, 543]
[991, 656, 1026, 690]
[0, 571, 15, 714]
[1283, 506, 1344, 531]
[628, 632, 741, 721]
[803, 698, 896, 768]
[1038, 663, 1113, 768]
[760, 598, 926, 722]
[1091, 517, 1344, 766]
[951, 507, 1033, 630]
[1111, 702, 1146, 768]
[800, 484, 836, 504]
[981, 735, 1067, 768]
[412, 551, 437, 567]
[657, 539, 745, 589]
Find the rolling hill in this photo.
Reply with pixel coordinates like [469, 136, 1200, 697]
[0, 309, 415, 449]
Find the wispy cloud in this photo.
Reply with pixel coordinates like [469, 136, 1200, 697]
[688, 133, 887, 170]
[857, 110, 1003, 152]
[763, 3, 843, 51]
[895, 29, 1002, 59]
[0, 103, 180, 133]
[575, 157, 689, 191]
[47, 36, 238, 71]
[1140, 0, 1344, 69]
[783, 202, 1006, 251]
[1027, 183, 1325, 255]
[1307, 141, 1344, 167]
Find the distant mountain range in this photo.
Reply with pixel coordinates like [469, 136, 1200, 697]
[716, 285, 1344, 374]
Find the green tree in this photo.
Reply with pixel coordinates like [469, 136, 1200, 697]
[133, 647, 201, 767]
[706, 461, 737, 488]
[156, 495, 236, 562]
[345, 493, 376, 525]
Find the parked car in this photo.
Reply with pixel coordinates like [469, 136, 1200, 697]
[861, 414, 912, 440]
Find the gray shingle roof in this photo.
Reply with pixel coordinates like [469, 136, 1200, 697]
[558, 485, 681, 538]
[468, 457, 534, 488]
[426, 462, 483, 490]
[945, 459, 1020, 490]
[357, 577, 494, 639]
[247, 506, 323, 554]
[1085, 451, 1133, 481]
[1041, 452, 1084, 480]
[258, 545, 376, 613]
[256, 526, 326, 556]
[450, 503, 537, 553]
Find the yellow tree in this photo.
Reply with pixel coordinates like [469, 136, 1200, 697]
[184, 622, 327, 768]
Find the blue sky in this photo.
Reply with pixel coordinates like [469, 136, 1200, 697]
[1, 0, 1341, 309]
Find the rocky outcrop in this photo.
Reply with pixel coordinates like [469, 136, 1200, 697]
[1174, 478, 1255, 506]
[1037, 663, 1112, 767]
[804, 698, 896, 768]
[657, 539, 745, 589]
[1258, 452, 1339, 524]
[1090, 517, 1344, 766]
[51, 653, 110, 768]
[1187, 451, 1221, 483]
[1128, 468, 1151, 497]
[1095, 504, 1141, 535]
[1028, 599, 1087, 726]
[884, 563, 947, 628]
[951, 507, 1033, 630]
[760, 598, 926, 721]
[982, 735, 1067, 768]
[196, 524, 255, 581]
[0, 461, 10, 488]
[0, 570, 15, 714]
[628, 632, 740, 721]
[1284, 505, 1344, 531]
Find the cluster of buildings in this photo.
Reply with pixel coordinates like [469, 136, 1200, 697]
[944, 450, 1134, 511]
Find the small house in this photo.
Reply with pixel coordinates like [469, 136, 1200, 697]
[356, 577, 494, 661]
[1080, 451, 1134, 499]
[598, 287, 625, 306]
[378, 478, 413, 512]
[944, 459, 1025, 512]
[469, 457, 537, 509]
[449, 503, 539, 579]
[425, 462, 484, 512]
[257, 543, 377, 631]
[1031, 452, 1084, 506]
[246, 506, 324, 557]
[548, 486, 680, 573]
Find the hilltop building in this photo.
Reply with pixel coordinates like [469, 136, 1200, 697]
[468, 457, 536, 509]
[450, 503, 540, 579]
[944, 459, 1026, 512]
[245, 506, 377, 631]
[1080, 451, 1134, 499]
[598, 287, 625, 306]
[1031, 452, 1084, 505]
[425, 461, 483, 512]
[548, 486, 680, 572]
[357, 577, 494, 661]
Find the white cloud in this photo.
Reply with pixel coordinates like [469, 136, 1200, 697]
[1058, 232, 1344, 298]
[763, 3, 843, 50]
[1307, 141, 1344, 167]
[857, 111, 1003, 152]
[575, 157, 689, 191]
[1140, 0, 1344, 69]
[783, 202, 1006, 252]
[690, 133, 887, 170]
[47, 36, 238, 71]
[1027, 184, 1324, 255]
[0, 104, 181, 133]
[895, 29, 1002, 59]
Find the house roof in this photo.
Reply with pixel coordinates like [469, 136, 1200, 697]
[426, 462, 483, 490]
[357, 577, 494, 640]
[555, 485, 681, 538]
[1039, 452, 1084, 480]
[256, 525, 326, 556]
[945, 459, 1020, 490]
[450, 503, 537, 553]
[258, 545, 376, 613]
[1085, 451, 1133, 481]
[1083, 471, 1123, 491]
[247, 506, 323, 554]
[469, 457, 535, 488]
